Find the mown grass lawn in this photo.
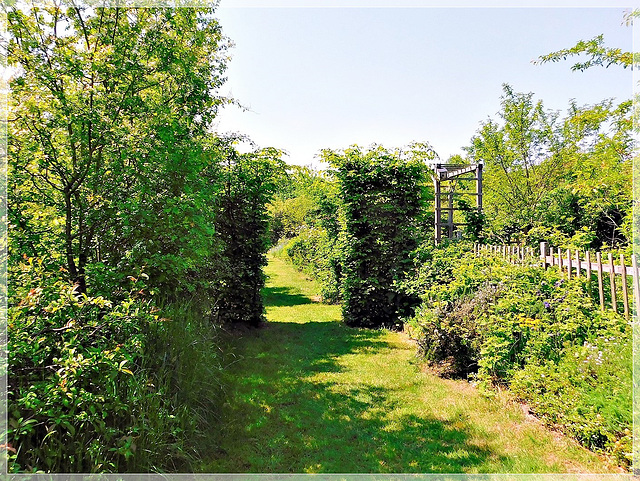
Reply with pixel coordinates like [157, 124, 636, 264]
[199, 255, 622, 474]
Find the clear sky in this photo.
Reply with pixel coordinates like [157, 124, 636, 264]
[211, 1, 634, 167]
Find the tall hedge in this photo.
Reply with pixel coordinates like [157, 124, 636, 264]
[210, 143, 286, 327]
[325, 145, 429, 328]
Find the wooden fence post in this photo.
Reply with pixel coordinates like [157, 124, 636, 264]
[567, 249, 572, 280]
[608, 252, 617, 313]
[586, 251, 592, 286]
[597, 252, 605, 311]
[633, 254, 640, 317]
[558, 247, 563, 271]
[540, 242, 548, 269]
[620, 254, 629, 320]
[575, 250, 580, 278]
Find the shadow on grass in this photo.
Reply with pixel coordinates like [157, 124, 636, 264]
[206, 319, 507, 473]
[263, 286, 314, 307]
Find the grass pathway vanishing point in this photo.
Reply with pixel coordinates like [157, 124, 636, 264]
[201, 255, 621, 474]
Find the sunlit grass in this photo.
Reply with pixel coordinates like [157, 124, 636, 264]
[199, 256, 619, 474]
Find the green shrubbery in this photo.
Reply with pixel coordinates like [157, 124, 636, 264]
[403, 241, 631, 466]
[281, 227, 343, 302]
[8, 258, 224, 472]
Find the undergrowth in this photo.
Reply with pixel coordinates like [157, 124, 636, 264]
[8, 257, 224, 472]
[402, 240, 632, 467]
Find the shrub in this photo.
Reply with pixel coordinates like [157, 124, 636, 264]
[283, 227, 343, 302]
[404, 240, 631, 466]
[510, 334, 632, 466]
[8, 258, 224, 472]
[325, 145, 430, 328]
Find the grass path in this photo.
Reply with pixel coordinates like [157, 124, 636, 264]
[200, 255, 619, 474]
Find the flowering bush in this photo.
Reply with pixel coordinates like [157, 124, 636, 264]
[403, 240, 631, 466]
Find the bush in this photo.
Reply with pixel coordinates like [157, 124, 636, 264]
[8, 258, 224, 472]
[326, 145, 429, 328]
[510, 335, 632, 465]
[404, 240, 631, 466]
[283, 227, 343, 302]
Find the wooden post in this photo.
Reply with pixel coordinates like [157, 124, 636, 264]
[597, 252, 605, 311]
[447, 191, 454, 239]
[434, 174, 441, 244]
[567, 249, 572, 280]
[476, 163, 483, 212]
[620, 254, 629, 320]
[586, 251, 592, 285]
[608, 252, 617, 313]
[575, 250, 580, 278]
[540, 242, 548, 269]
[558, 247, 563, 271]
[633, 254, 640, 317]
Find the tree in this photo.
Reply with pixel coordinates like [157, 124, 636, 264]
[6, 4, 230, 293]
[532, 23, 635, 249]
[465, 84, 564, 242]
[465, 85, 632, 248]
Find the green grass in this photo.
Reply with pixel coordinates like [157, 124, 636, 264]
[199, 255, 621, 474]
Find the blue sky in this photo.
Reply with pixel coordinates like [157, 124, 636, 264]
[212, 2, 634, 167]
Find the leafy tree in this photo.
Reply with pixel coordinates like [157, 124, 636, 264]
[465, 85, 632, 248]
[6, 5, 230, 293]
[534, 22, 635, 250]
[465, 84, 564, 242]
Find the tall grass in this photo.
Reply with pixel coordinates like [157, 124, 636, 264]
[138, 298, 226, 471]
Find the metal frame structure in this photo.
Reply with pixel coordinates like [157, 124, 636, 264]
[433, 162, 483, 244]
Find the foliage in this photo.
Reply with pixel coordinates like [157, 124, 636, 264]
[535, 34, 633, 71]
[9, 258, 149, 471]
[510, 336, 631, 464]
[403, 241, 631, 466]
[465, 86, 632, 248]
[8, 257, 226, 473]
[210, 142, 286, 327]
[267, 165, 338, 245]
[457, 198, 486, 242]
[5, 4, 284, 472]
[323, 144, 433, 328]
[5, 4, 230, 294]
[282, 226, 343, 302]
